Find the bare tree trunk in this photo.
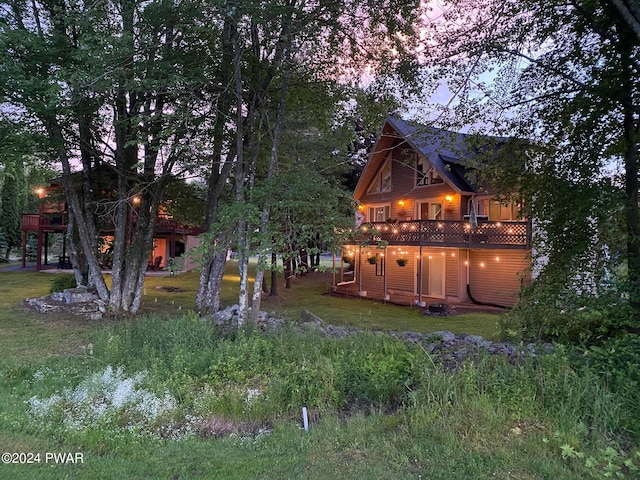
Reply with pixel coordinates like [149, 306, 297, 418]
[270, 252, 279, 296]
[47, 122, 110, 302]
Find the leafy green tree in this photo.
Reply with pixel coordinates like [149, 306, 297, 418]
[1, 0, 226, 312]
[0, 158, 22, 260]
[419, 0, 640, 337]
[195, 0, 421, 321]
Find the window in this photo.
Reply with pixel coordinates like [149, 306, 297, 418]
[417, 157, 430, 186]
[369, 205, 390, 222]
[487, 200, 523, 221]
[368, 156, 392, 193]
[418, 202, 442, 220]
[416, 156, 444, 186]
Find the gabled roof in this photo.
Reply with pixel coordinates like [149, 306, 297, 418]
[354, 115, 507, 198]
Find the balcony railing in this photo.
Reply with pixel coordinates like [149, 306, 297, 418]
[23, 212, 205, 236]
[358, 219, 531, 249]
[22, 213, 68, 231]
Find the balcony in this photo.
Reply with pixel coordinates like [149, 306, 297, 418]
[357, 219, 531, 249]
[22, 213, 68, 232]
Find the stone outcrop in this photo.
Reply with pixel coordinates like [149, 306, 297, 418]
[203, 304, 555, 372]
[24, 288, 106, 320]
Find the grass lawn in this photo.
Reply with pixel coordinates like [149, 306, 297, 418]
[140, 263, 503, 339]
[0, 264, 636, 480]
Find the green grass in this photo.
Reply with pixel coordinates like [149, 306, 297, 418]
[0, 265, 638, 479]
[113, 262, 501, 338]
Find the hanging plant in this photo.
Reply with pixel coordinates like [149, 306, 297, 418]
[396, 257, 408, 267]
[367, 256, 377, 265]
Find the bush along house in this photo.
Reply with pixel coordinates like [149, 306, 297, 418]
[334, 115, 532, 308]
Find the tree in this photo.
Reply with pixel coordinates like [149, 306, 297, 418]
[0, 121, 52, 260]
[1, 0, 226, 313]
[194, 0, 422, 321]
[0, 157, 22, 260]
[421, 0, 640, 336]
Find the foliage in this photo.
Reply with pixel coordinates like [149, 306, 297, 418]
[420, 0, 640, 328]
[162, 180, 207, 227]
[499, 276, 636, 345]
[0, 227, 8, 262]
[49, 274, 78, 294]
[581, 334, 640, 436]
[0, 156, 23, 257]
[0, 270, 639, 478]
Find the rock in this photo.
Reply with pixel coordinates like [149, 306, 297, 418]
[431, 331, 456, 343]
[194, 304, 554, 374]
[64, 287, 97, 304]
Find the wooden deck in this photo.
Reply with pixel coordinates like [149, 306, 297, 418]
[356, 219, 531, 249]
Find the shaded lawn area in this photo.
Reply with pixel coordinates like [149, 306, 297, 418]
[0, 262, 502, 342]
[0, 260, 501, 369]
[134, 264, 502, 338]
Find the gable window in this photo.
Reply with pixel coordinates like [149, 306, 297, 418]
[416, 156, 444, 186]
[369, 205, 390, 223]
[368, 156, 392, 194]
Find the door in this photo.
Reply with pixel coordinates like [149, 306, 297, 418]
[421, 254, 446, 299]
[419, 202, 443, 220]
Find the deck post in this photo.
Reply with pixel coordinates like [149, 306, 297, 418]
[417, 245, 423, 306]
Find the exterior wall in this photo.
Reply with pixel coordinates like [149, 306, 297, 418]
[358, 142, 464, 223]
[386, 246, 418, 295]
[184, 235, 202, 271]
[150, 238, 167, 268]
[341, 246, 466, 305]
[358, 253, 384, 297]
[467, 249, 531, 307]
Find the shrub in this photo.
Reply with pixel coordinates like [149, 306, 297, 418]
[499, 282, 635, 345]
[580, 334, 640, 437]
[49, 274, 77, 293]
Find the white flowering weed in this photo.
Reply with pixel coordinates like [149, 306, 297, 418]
[26, 366, 183, 436]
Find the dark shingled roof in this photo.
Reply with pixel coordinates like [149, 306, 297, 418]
[383, 115, 507, 193]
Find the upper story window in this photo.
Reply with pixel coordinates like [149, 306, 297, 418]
[368, 156, 392, 194]
[416, 156, 444, 186]
[368, 205, 390, 223]
[479, 198, 524, 221]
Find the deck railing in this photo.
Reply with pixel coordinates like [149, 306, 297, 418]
[358, 219, 531, 249]
[23, 212, 205, 236]
[22, 213, 68, 231]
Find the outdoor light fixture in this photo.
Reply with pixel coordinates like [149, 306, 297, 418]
[445, 195, 453, 202]
[398, 200, 405, 207]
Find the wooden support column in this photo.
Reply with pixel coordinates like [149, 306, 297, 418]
[36, 227, 43, 271]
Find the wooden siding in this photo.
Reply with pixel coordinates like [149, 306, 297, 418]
[359, 255, 384, 296]
[358, 140, 464, 222]
[386, 246, 417, 294]
[467, 249, 531, 307]
[445, 251, 460, 299]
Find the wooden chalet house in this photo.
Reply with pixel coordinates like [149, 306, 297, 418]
[334, 116, 532, 308]
[21, 172, 204, 272]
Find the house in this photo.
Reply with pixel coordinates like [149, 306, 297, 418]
[333, 115, 532, 308]
[21, 172, 204, 272]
